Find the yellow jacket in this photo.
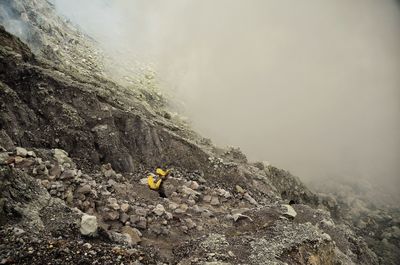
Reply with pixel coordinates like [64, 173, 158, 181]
[148, 168, 170, 190]
[148, 174, 162, 190]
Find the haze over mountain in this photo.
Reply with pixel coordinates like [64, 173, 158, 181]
[50, 0, 400, 203]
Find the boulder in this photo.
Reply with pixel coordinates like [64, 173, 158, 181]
[121, 226, 142, 245]
[120, 203, 130, 213]
[281, 204, 297, 219]
[53, 149, 73, 166]
[80, 214, 98, 236]
[120, 213, 129, 223]
[153, 204, 165, 216]
[76, 184, 92, 195]
[107, 198, 120, 210]
[108, 232, 133, 246]
[210, 196, 220, 206]
[235, 185, 246, 194]
[103, 210, 120, 221]
[244, 193, 258, 205]
[15, 147, 28, 157]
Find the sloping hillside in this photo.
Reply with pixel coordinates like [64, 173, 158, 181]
[0, 1, 398, 264]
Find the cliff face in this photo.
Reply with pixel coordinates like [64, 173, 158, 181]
[0, 1, 398, 265]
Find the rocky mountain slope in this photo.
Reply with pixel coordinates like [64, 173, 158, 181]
[0, 1, 399, 264]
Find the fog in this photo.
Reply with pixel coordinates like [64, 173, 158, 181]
[51, 0, 400, 203]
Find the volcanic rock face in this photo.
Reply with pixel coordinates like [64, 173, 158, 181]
[0, 0, 105, 79]
[0, 21, 209, 173]
[0, 1, 398, 264]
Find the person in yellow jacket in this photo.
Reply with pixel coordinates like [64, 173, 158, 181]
[147, 168, 171, 198]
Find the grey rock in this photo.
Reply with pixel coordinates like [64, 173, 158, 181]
[185, 218, 197, 229]
[135, 207, 148, 217]
[108, 231, 133, 246]
[281, 204, 297, 219]
[231, 213, 253, 222]
[203, 195, 212, 203]
[120, 213, 130, 223]
[174, 203, 188, 214]
[244, 193, 258, 205]
[80, 214, 98, 236]
[129, 214, 140, 224]
[107, 198, 120, 210]
[210, 196, 220, 206]
[16, 147, 28, 157]
[60, 169, 77, 180]
[27, 151, 36, 157]
[168, 202, 179, 210]
[190, 181, 200, 190]
[137, 217, 147, 229]
[235, 185, 245, 194]
[181, 186, 201, 197]
[217, 188, 231, 198]
[103, 210, 120, 221]
[153, 204, 165, 216]
[53, 149, 73, 166]
[76, 184, 92, 195]
[0, 152, 9, 165]
[121, 226, 141, 245]
[120, 203, 130, 213]
[83, 243, 92, 249]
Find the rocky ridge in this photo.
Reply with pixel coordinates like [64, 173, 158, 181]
[1, 145, 375, 264]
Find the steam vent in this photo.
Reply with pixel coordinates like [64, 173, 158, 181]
[0, 1, 399, 264]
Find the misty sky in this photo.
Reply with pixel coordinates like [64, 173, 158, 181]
[52, 0, 400, 200]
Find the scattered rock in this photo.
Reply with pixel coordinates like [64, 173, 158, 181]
[121, 226, 141, 245]
[120, 213, 130, 223]
[60, 169, 77, 180]
[108, 232, 133, 246]
[244, 193, 258, 205]
[103, 210, 120, 221]
[82, 243, 92, 249]
[80, 214, 98, 236]
[235, 185, 245, 194]
[139, 178, 148, 185]
[15, 147, 28, 157]
[181, 186, 201, 197]
[107, 198, 120, 210]
[185, 218, 197, 230]
[137, 217, 147, 229]
[135, 207, 148, 217]
[174, 204, 188, 214]
[27, 150, 36, 157]
[203, 195, 212, 203]
[281, 204, 297, 219]
[49, 164, 62, 178]
[76, 184, 92, 194]
[53, 149, 72, 166]
[0, 152, 9, 165]
[153, 204, 165, 216]
[210, 197, 220, 206]
[101, 163, 116, 178]
[231, 213, 253, 222]
[217, 188, 231, 198]
[14, 156, 24, 164]
[189, 181, 200, 190]
[168, 202, 179, 210]
[120, 203, 130, 213]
